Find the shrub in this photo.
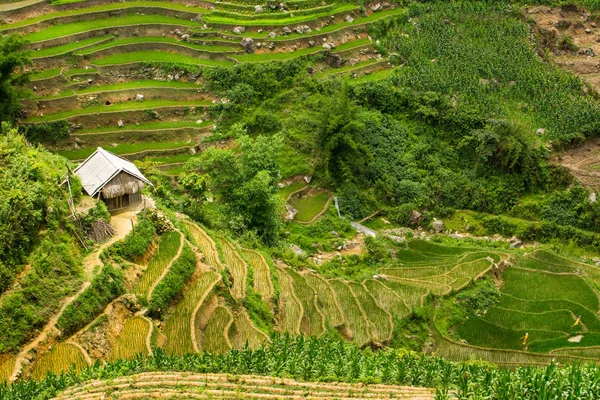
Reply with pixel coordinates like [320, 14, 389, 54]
[19, 121, 71, 144]
[57, 265, 125, 336]
[148, 245, 196, 317]
[111, 214, 155, 262]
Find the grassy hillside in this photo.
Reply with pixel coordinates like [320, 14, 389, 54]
[5, 0, 600, 395]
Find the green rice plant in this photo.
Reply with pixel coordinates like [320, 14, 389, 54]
[381, 265, 452, 280]
[94, 50, 234, 67]
[203, 305, 233, 354]
[528, 333, 600, 354]
[377, 279, 429, 310]
[275, 182, 306, 201]
[287, 192, 331, 223]
[214, 236, 247, 299]
[31, 36, 112, 58]
[24, 15, 198, 43]
[133, 231, 182, 300]
[76, 36, 236, 56]
[518, 258, 577, 274]
[30, 343, 88, 380]
[302, 272, 345, 327]
[180, 222, 224, 270]
[27, 99, 211, 123]
[241, 249, 274, 301]
[387, 276, 451, 296]
[329, 279, 371, 347]
[1, 1, 208, 30]
[76, 79, 199, 94]
[29, 67, 61, 81]
[76, 120, 208, 134]
[163, 271, 220, 355]
[529, 250, 579, 267]
[348, 282, 392, 342]
[108, 317, 150, 361]
[363, 279, 410, 320]
[484, 306, 579, 333]
[502, 268, 600, 312]
[407, 240, 475, 256]
[286, 268, 326, 337]
[447, 259, 493, 287]
[276, 267, 303, 335]
[0, 354, 15, 382]
[63, 67, 97, 77]
[499, 295, 600, 332]
[228, 311, 270, 350]
[58, 140, 190, 160]
[202, 4, 357, 26]
[457, 316, 568, 351]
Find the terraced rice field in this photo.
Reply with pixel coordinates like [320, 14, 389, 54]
[241, 248, 274, 301]
[228, 311, 270, 350]
[349, 282, 393, 342]
[51, 372, 435, 400]
[134, 231, 182, 300]
[445, 250, 600, 362]
[108, 316, 151, 361]
[214, 236, 247, 299]
[288, 191, 331, 223]
[162, 271, 221, 355]
[9, 0, 396, 170]
[276, 267, 303, 335]
[302, 272, 345, 327]
[184, 221, 224, 270]
[287, 268, 326, 337]
[30, 343, 89, 380]
[202, 305, 234, 354]
[329, 279, 371, 347]
[0, 355, 15, 382]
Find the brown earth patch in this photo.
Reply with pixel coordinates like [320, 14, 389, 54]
[555, 136, 600, 187]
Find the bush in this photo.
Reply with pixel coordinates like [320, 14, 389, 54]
[57, 265, 125, 336]
[19, 121, 71, 144]
[112, 214, 155, 262]
[148, 245, 196, 317]
[0, 262, 13, 295]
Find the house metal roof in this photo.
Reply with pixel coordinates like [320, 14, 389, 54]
[73, 147, 152, 197]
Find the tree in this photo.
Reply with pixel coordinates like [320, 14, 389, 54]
[0, 35, 31, 123]
[186, 132, 284, 245]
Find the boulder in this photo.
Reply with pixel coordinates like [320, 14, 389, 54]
[285, 204, 299, 221]
[196, 119, 204, 125]
[431, 220, 444, 233]
[327, 53, 343, 68]
[308, 40, 315, 47]
[370, 3, 382, 12]
[345, 15, 354, 23]
[289, 244, 307, 257]
[536, 128, 546, 136]
[590, 192, 597, 203]
[241, 37, 256, 53]
[255, 5, 264, 13]
[304, 175, 312, 183]
[577, 47, 596, 57]
[295, 25, 311, 34]
[411, 210, 422, 225]
[117, 120, 124, 128]
[135, 94, 144, 102]
[232, 26, 246, 34]
[181, 34, 190, 41]
[282, 26, 292, 34]
[268, 31, 277, 39]
[509, 236, 522, 249]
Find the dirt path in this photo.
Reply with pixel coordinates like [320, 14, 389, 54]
[9, 211, 137, 382]
[146, 230, 185, 301]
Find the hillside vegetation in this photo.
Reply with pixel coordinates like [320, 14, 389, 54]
[5, 0, 600, 397]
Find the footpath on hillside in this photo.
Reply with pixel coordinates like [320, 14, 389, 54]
[9, 211, 138, 382]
